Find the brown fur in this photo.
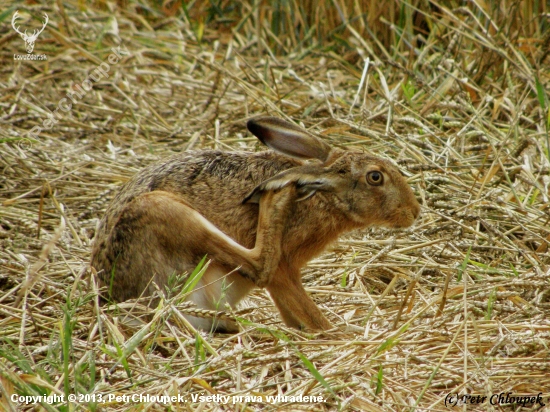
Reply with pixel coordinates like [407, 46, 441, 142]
[90, 117, 421, 332]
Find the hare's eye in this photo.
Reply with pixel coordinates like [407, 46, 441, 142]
[366, 171, 383, 186]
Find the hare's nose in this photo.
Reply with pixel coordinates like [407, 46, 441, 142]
[411, 198, 421, 220]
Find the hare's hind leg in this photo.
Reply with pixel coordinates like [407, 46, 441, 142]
[248, 186, 296, 287]
[106, 188, 294, 295]
[266, 266, 333, 331]
[95, 188, 295, 331]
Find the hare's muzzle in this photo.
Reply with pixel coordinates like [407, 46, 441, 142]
[398, 197, 421, 228]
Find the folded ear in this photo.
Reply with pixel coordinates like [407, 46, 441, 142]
[247, 117, 333, 162]
[243, 166, 338, 204]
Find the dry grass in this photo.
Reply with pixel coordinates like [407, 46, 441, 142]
[1, 1, 549, 411]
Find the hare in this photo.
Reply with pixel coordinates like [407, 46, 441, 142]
[91, 117, 420, 332]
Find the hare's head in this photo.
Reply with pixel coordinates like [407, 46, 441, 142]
[320, 151, 420, 228]
[245, 117, 421, 229]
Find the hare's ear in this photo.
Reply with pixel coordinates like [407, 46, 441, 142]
[243, 166, 338, 204]
[247, 117, 332, 162]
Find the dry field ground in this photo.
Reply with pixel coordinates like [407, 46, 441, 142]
[1, 1, 549, 411]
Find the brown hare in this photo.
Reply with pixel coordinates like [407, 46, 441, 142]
[91, 117, 420, 332]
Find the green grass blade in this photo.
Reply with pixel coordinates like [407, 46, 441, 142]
[295, 351, 340, 409]
[182, 255, 209, 294]
[457, 246, 472, 282]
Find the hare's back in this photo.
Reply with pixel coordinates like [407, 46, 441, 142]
[147, 150, 299, 203]
[98, 150, 301, 247]
[153, 150, 300, 240]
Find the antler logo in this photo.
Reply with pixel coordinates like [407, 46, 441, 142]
[12, 11, 49, 54]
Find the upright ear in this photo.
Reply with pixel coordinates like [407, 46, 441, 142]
[247, 117, 333, 162]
